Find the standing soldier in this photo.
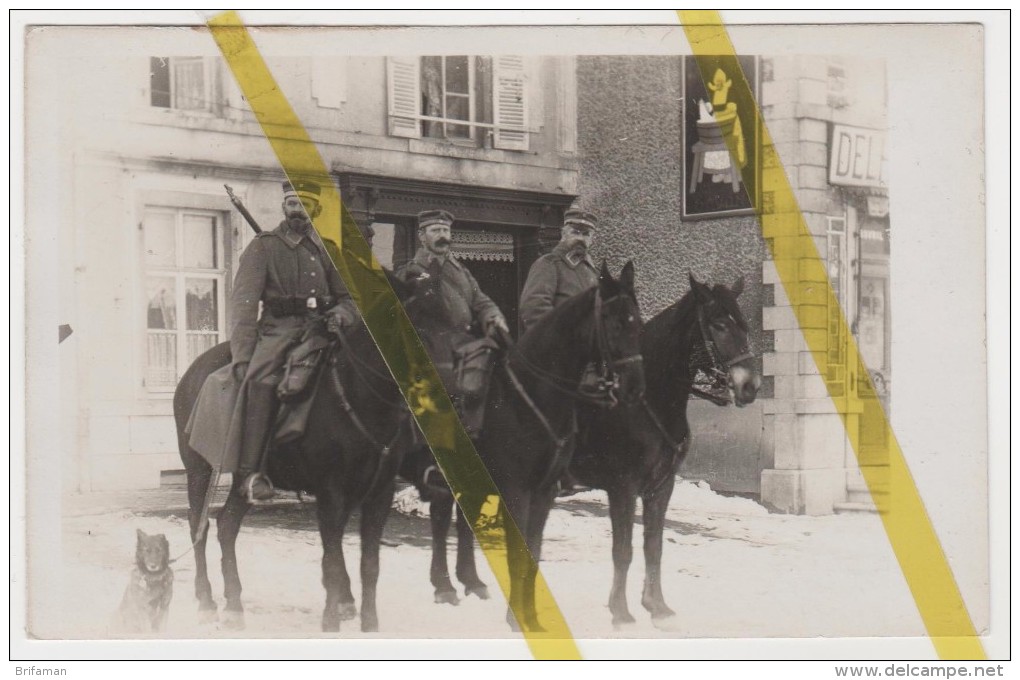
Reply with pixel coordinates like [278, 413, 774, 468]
[519, 201, 600, 495]
[227, 179, 357, 503]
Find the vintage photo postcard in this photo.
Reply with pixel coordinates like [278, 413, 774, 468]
[12, 10, 1008, 665]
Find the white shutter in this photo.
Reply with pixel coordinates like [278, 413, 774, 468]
[387, 56, 421, 138]
[493, 55, 529, 150]
[312, 57, 346, 109]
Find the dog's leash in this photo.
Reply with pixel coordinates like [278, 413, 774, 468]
[167, 455, 225, 566]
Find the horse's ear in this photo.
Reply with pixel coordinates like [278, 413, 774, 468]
[136, 528, 146, 541]
[599, 259, 612, 282]
[731, 275, 745, 297]
[689, 273, 711, 303]
[620, 260, 636, 293]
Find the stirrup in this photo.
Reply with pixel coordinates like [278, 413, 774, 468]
[421, 465, 452, 499]
[242, 472, 276, 504]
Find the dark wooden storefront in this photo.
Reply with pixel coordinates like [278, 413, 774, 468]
[336, 172, 573, 337]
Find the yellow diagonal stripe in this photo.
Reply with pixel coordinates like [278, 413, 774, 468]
[678, 11, 984, 660]
[207, 12, 579, 659]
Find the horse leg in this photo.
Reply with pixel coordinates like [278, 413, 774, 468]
[317, 490, 356, 632]
[358, 481, 394, 633]
[455, 503, 489, 600]
[429, 493, 459, 605]
[217, 485, 252, 630]
[607, 486, 638, 627]
[502, 494, 530, 633]
[640, 483, 677, 620]
[519, 488, 556, 633]
[184, 456, 217, 623]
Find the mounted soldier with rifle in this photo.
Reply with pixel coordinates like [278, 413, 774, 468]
[189, 179, 359, 503]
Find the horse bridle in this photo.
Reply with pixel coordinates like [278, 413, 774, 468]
[590, 287, 644, 401]
[689, 302, 754, 406]
[510, 287, 643, 406]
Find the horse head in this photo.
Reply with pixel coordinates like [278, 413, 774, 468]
[688, 273, 760, 407]
[595, 260, 645, 404]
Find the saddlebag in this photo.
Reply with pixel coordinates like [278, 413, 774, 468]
[277, 333, 332, 403]
[452, 337, 499, 437]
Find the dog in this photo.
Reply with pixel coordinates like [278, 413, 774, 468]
[111, 529, 174, 634]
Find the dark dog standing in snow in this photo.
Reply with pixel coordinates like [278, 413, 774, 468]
[112, 529, 174, 634]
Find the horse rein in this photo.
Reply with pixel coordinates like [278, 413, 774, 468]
[690, 304, 753, 406]
[509, 288, 642, 405]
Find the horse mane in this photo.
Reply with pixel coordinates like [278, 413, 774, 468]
[641, 289, 698, 392]
[711, 284, 749, 332]
[517, 286, 600, 361]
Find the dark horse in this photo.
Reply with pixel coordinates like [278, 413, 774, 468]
[411, 262, 650, 617]
[571, 274, 760, 627]
[475, 261, 645, 631]
[172, 270, 447, 633]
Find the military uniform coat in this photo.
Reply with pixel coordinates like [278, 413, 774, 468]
[230, 221, 351, 370]
[187, 221, 353, 472]
[519, 241, 599, 331]
[396, 249, 503, 335]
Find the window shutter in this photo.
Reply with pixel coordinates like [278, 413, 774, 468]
[493, 55, 529, 150]
[387, 56, 421, 138]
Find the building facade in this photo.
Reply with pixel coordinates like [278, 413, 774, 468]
[53, 39, 579, 491]
[46, 29, 890, 514]
[575, 54, 890, 514]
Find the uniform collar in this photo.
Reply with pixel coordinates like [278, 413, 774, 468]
[553, 240, 595, 269]
[272, 221, 315, 250]
[413, 247, 463, 271]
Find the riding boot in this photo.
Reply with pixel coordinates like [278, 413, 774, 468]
[237, 380, 278, 503]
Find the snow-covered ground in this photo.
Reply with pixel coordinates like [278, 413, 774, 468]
[36, 480, 925, 643]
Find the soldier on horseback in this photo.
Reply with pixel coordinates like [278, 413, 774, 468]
[519, 200, 604, 495]
[396, 209, 509, 495]
[227, 179, 358, 503]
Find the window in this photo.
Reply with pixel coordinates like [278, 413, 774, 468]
[150, 57, 220, 113]
[387, 55, 529, 150]
[825, 216, 848, 397]
[143, 208, 226, 391]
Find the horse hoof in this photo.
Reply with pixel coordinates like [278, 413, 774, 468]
[339, 602, 358, 621]
[525, 619, 546, 633]
[361, 616, 379, 633]
[644, 600, 677, 620]
[322, 612, 341, 633]
[650, 615, 682, 633]
[221, 609, 246, 631]
[197, 607, 219, 625]
[464, 584, 490, 600]
[612, 613, 637, 629]
[434, 589, 460, 606]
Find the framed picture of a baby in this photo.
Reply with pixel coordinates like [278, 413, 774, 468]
[682, 55, 761, 219]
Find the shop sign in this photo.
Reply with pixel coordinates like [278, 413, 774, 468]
[829, 124, 886, 188]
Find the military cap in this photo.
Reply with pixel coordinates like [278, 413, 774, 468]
[417, 209, 455, 230]
[564, 204, 598, 231]
[282, 179, 322, 203]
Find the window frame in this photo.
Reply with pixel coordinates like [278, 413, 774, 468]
[387, 55, 529, 150]
[149, 56, 221, 116]
[422, 55, 478, 142]
[142, 207, 228, 394]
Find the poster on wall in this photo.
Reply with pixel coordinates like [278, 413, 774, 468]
[682, 54, 761, 219]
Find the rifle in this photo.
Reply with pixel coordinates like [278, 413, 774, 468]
[224, 184, 262, 234]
